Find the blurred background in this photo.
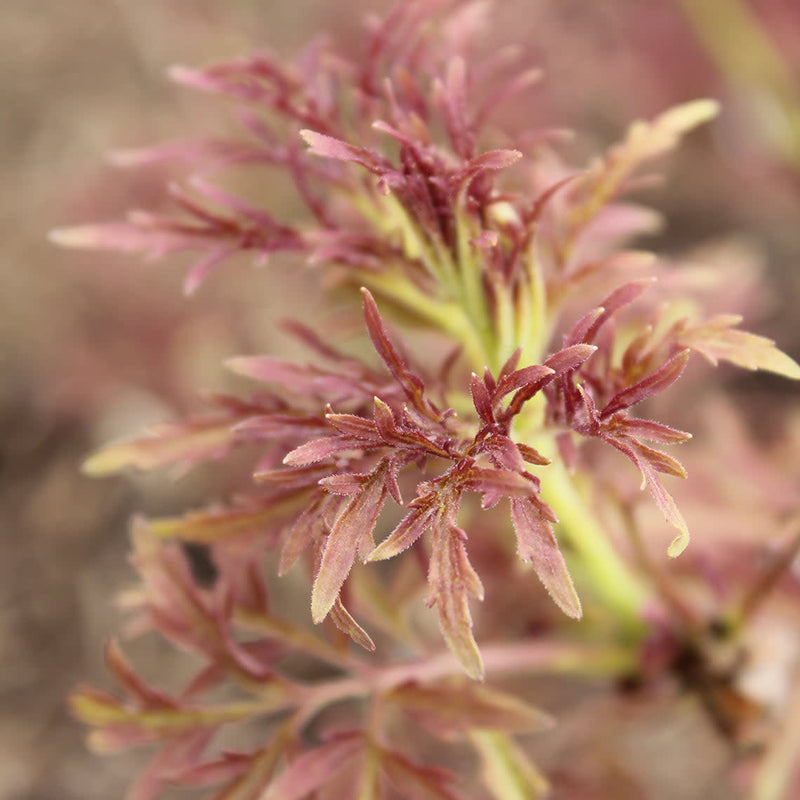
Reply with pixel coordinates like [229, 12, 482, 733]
[1, 2, 798, 799]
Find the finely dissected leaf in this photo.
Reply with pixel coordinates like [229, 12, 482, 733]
[494, 364, 554, 399]
[361, 289, 438, 416]
[379, 748, 465, 800]
[70, 688, 283, 744]
[104, 640, 175, 708]
[329, 596, 376, 651]
[311, 465, 389, 622]
[82, 418, 236, 476]
[470, 372, 494, 423]
[278, 493, 337, 575]
[602, 350, 690, 416]
[510, 498, 582, 619]
[605, 436, 690, 556]
[567, 280, 655, 347]
[389, 681, 553, 734]
[127, 729, 214, 800]
[300, 129, 389, 172]
[678, 315, 800, 379]
[427, 516, 485, 680]
[207, 727, 290, 800]
[368, 499, 437, 562]
[147, 505, 287, 544]
[470, 731, 550, 800]
[614, 418, 692, 444]
[572, 101, 719, 225]
[283, 435, 380, 466]
[264, 733, 365, 800]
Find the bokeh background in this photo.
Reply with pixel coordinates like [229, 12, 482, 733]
[1, 2, 798, 799]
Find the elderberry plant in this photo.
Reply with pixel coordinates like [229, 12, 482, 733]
[55, 2, 800, 798]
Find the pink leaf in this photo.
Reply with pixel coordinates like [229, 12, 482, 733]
[311, 466, 389, 622]
[509, 498, 582, 618]
[368, 499, 437, 562]
[601, 350, 689, 417]
[427, 517, 485, 680]
[329, 597, 376, 651]
[264, 734, 364, 800]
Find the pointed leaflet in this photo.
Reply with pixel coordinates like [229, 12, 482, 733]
[427, 514, 485, 680]
[148, 505, 288, 544]
[264, 733, 365, 800]
[601, 350, 690, 417]
[388, 681, 553, 734]
[311, 464, 389, 622]
[509, 498, 582, 619]
[380, 748, 465, 800]
[329, 596, 376, 651]
[678, 315, 800, 379]
[82, 417, 237, 476]
[361, 288, 439, 416]
[605, 436, 690, 557]
[368, 495, 437, 561]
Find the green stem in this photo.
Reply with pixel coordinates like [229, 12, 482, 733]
[537, 456, 649, 639]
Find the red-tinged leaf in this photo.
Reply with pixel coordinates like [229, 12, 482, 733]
[678, 316, 800, 379]
[264, 733, 364, 800]
[256, 463, 330, 488]
[510, 498, 582, 619]
[494, 365, 554, 399]
[361, 289, 436, 415]
[168, 752, 251, 788]
[389, 681, 553, 734]
[380, 748, 464, 800]
[278, 494, 335, 575]
[544, 344, 598, 376]
[227, 356, 368, 400]
[427, 519, 484, 680]
[210, 727, 290, 800]
[48, 221, 193, 255]
[611, 418, 692, 444]
[601, 350, 689, 417]
[374, 398, 451, 456]
[82, 417, 237, 476]
[522, 172, 582, 227]
[127, 729, 215, 800]
[319, 472, 369, 495]
[566, 280, 655, 346]
[183, 246, 240, 295]
[312, 467, 389, 622]
[564, 307, 605, 348]
[462, 466, 536, 499]
[516, 443, 551, 466]
[605, 437, 690, 556]
[283, 435, 377, 466]
[483, 433, 527, 472]
[234, 414, 328, 442]
[326, 412, 382, 439]
[300, 129, 389, 173]
[329, 596, 376, 651]
[471, 373, 494, 424]
[368, 500, 437, 562]
[70, 688, 279, 742]
[104, 640, 176, 709]
[625, 439, 688, 479]
[453, 149, 522, 192]
[148, 505, 285, 544]
[497, 348, 523, 382]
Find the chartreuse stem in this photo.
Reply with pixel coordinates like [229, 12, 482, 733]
[532, 444, 650, 639]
